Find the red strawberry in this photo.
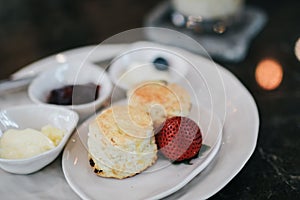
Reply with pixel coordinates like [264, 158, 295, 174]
[155, 116, 202, 162]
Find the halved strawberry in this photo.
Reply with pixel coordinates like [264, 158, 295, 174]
[155, 116, 202, 162]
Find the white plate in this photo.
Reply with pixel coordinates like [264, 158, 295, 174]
[62, 99, 222, 200]
[0, 43, 259, 200]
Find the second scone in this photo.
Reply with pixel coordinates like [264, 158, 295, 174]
[127, 81, 191, 126]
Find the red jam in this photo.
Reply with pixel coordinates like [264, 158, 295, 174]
[47, 83, 101, 105]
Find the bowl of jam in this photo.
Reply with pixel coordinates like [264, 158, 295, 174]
[28, 61, 112, 120]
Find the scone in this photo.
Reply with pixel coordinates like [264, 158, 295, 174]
[127, 81, 191, 126]
[88, 105, 157, 179]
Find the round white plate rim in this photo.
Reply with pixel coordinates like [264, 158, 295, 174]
[62, 101, 223, 200]
[202, 66, 259, 200]
[11, 44, 129, 80]
[9, 43, 259, 199]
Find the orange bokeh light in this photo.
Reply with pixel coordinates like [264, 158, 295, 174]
[295, 38, 300, 61]
[255, 59, 283, 90]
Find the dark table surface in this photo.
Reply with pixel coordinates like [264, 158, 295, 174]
[0, 0, 299, 199]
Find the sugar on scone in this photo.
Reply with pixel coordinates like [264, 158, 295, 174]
[127, 81, 191, 127]
[87, 105, 157, 179]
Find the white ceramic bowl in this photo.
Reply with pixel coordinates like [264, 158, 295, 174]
[0, 105, 79, 174]
[108, 42, 190, 91]
[28, 60, 112, 120]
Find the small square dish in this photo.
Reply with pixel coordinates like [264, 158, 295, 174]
[0, 104, 79, 174]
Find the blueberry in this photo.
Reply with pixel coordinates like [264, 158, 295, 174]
[153, 57, 169, 71]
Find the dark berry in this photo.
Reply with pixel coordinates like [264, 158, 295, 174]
[153, 57, 169, 71]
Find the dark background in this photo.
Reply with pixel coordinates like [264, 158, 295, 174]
[0, 0, 299, 199]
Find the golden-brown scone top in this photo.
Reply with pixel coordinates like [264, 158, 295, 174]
[95, 105, 153, 144]
[127, 81, 191, 126]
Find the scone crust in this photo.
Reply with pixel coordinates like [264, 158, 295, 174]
[88, 154, 157, 179]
